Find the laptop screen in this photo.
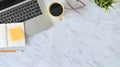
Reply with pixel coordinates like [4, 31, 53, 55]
[0, 0, 25, 10]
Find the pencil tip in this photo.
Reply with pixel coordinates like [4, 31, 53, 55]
[17, 50, 24, 53]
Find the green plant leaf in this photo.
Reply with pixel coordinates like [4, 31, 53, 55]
[94, 0, 114, 10]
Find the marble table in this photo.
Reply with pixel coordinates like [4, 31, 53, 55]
[0, 0, 120, 67]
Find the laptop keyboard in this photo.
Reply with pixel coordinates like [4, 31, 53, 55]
[0, 0, 42, 23]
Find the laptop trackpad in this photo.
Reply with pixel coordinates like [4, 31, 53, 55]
[25, 15, 53, 37]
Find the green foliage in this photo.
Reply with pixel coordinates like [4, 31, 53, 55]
[94, 0, 114, 10]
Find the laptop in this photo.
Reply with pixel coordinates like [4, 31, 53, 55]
[0, 0, 53, 37]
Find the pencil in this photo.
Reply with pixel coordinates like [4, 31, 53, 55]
[0, 50, 23, 53]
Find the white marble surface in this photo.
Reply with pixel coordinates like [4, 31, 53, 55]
[0, 0, 120, 67]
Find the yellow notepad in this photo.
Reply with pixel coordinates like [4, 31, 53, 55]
[9, 26, 25, 41]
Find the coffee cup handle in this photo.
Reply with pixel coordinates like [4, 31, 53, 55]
[58, 15, 63, 21]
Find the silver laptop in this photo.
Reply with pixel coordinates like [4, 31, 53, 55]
[0, 0, 53, 37]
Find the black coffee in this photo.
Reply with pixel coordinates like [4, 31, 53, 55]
[49, 3, 63, 16]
